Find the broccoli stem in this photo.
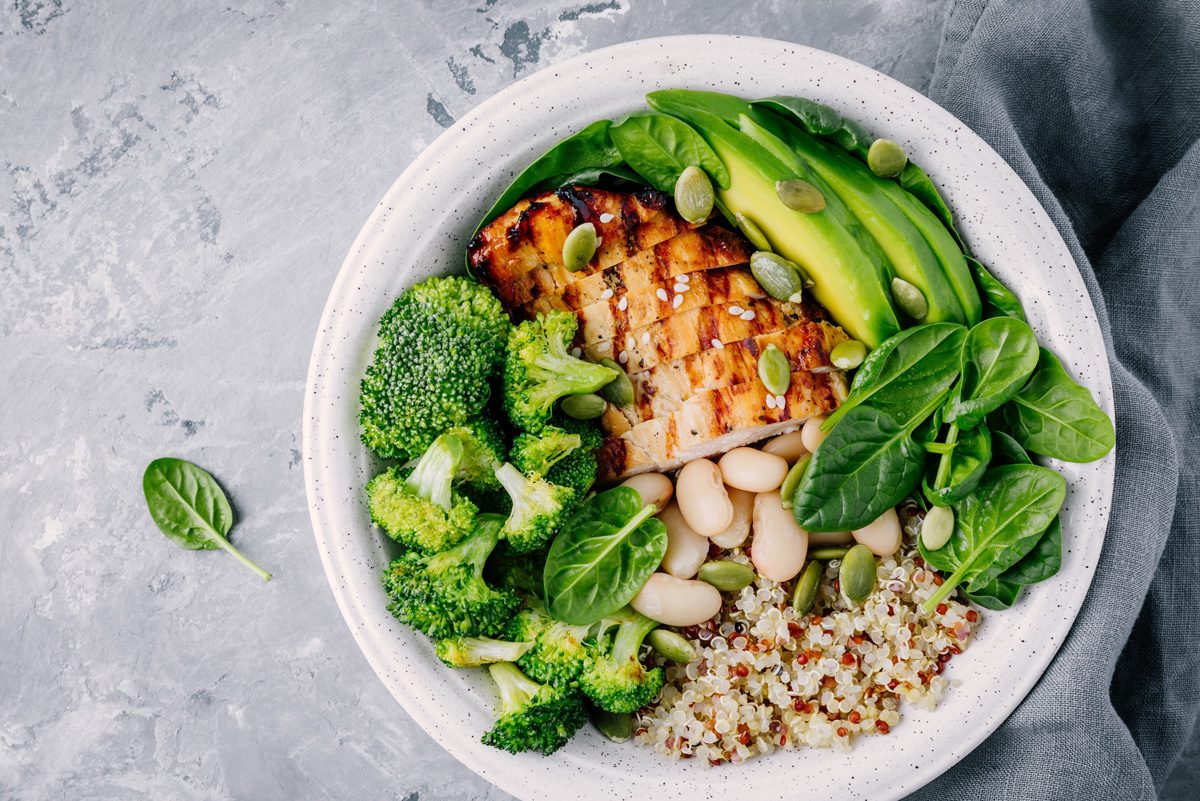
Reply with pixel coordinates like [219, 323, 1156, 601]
[610, 613, 658, 665]
[440, 636, 532, 667]
[406, 433, 465, 510]
[430, 513, 503, 578]
[488, 662, 542, 714]
[494, 462, 531, 502]
[527, 350, 618, 398]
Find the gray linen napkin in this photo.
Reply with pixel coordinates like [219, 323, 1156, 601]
[911, 1, 1200, 798]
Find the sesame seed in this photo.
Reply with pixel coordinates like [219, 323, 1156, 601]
[626, 335, 635, 350]
[711, 338, 724, 349]
[766, 394, 777, 409]
[600, 288, 614, 300]
[617, 296, 628, 311]
[600, 212, 615, 223]
[672, 294, 684, 309]
[674, 283, 688, 294]
[598, 341, 611, 351]
[618, 350, 629, 364]
[729, 305, 745, 316]
[642, 332, 651, 344]
[775, 394, 787, 407]
[678, 272, 690, 282]
[741, 310, 756, 321]
[656, 288, 670, 302]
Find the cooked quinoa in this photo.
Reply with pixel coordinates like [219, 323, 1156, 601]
[634, 504, 979, 764]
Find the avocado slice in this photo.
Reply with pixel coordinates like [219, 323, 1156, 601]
[648, 91, 901, 348]
[752, 113, 967, 325]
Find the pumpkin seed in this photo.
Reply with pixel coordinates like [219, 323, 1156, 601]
[596, 357, 633, 407]
[830, 340, 867, 370]
[868, 138, 908, 178]
[839, 544, 876, 606]
[750, 251, 807, 302]
[697, 560, 756, 592]
[591, 708, 636, 742]
[560, 393, 606, 420]
[562, 222, 598, 271]
[779, 453, 812, 510]
[809, 546, 851, 560]
[674, 165, 714, 224]
[920, 506, 955, 551]
[791, 560, 823, 616]
[775, 179, 826, 213]
[648, 628, 697, 664]
[734, 211, 772, 252]
[757, 344, 791, 396]
[891, 277, 929, 320]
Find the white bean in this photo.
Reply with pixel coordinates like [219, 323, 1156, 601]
[808, 529, 854, 546]
[675, 459, 733, 537]
[709, 487, 754, 549]
[851, 507, 903, 556]
[658, 503, 709, 579]
[630, 572, 723, 627]
[750, 491, 809, 582]
[718, 447, 789, 493]
[620, 472, 674, 511]
[760, 429, 808, 463]
[801, 414, 829, 453]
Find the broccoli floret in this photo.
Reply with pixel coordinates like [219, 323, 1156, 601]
[494, 462, 574, 553]
[485, 541, 546, 599]
[481, 662, 587, 755]
[453, 417, 507, 489]
[544, 415, 603, 497]
[506, 603, 593, 688]
[510, 426, 583, 477]
[435, 635, 532, 668]
[360, 275, 511, 460]
[502, 311, 618, 433]
[382, 513, 520, 640]
[579, 610, 664, 713]
[366, 433, 479, 553]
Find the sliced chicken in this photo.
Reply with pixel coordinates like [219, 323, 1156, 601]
[597, 369, 849, 482]
[519, 226, 751, 313]
[469, 186, 692, 307]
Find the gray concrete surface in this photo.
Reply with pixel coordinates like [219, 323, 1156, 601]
[2, 1, 1196, 799]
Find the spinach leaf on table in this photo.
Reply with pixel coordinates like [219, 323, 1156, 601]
[142, 457, 272, 581]
[920, 464, 1065, 611]
[945, 317, 1040, 430]
[923, 421, 992, 507]
[822, 322, 966, 431]
[609, 111, 730, 194]
[794, 393, 948, 532]
[996, 347, 1116, 463]
[543, 486, 667, 625]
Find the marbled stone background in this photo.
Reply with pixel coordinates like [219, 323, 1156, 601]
[2, 1, 1195, 799]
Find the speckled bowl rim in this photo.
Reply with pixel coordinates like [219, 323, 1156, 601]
[303, 36, 1115, 801]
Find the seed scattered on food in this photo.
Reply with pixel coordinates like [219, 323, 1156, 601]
[711, 338, 724, 350]
[674, 283, 688, 293]
[657, 288, 670, 302]
[619, 350, 629, 364]
[766, 395, 778, 409]
[775, 394, 786, 408]
[601, 288, 615, 300]
[678, 272, 690, 283]
[600, 212, 615, 223]
[626, 335, 635, 350]
[672, 294, 684, 309]
[617, 296, 628, 312]
[729, 305, 745, 316]
[741, 310, 756, 321]
[571, 347, 582, 358]
[642, 332, 651, 344]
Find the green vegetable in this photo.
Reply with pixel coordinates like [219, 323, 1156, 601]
[920, 506, 955, 550]
[999, 516, 1063, 585]
[360, 275, 510, 461]
[510, 426, 583, 479]
[822, 323, 966, 430]
[920, 464, 1066, 611]
[990, 429, 1032, 466]
[481, 662, 587, 755]
[734, 211, 772, 251]
[609, 111, 729, 193]
[791, 560, 823, 616]
[924, 421, 992, 506]
[867, 138, 907, 178]
[541, 414, 603, 499]
[897, 162, 962, 249]
[965, 578, 1021, 610]
[543, 486, 668, 625]
[808, 546, 851, 560]
[793, 392, 948, 532]
[560, 393, 607, 420]
[967, 255, 1026, 321]
[382, 513, 520, 640]
[830, 340, 866, 370]
[839, 544, 877, 605]
[648, 628, 697, 664]
[779, 453, 811, 510]
[506, 602, 593, 687]
[697, 560, 756, 591]
[996, 348, 1115, 463]
[435, 636, 532, 668]
[493, 462, 575, 553]
[590, 707, 636, 742]
[142, 457, 272, 581]
[891, 277, 929, 320]
[579, 610, 665, 713]
[945, 317, 1040, 430]
[757, 344, 792, 395]
[477, 120, 623, 230]
[503, 311, 619, 433]
[562, 223, 599, 271]
[597, 358, 634, 407]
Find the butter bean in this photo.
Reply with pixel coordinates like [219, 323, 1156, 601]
[619, 472, 673, 511]
[709, 487, 753, 549]
[675, 459, 733, 537]
[851, 507, 903, 556]
[718, 447, 789, 493]
[801, 414, 829, 453]
[630, 573, 723, 627]
[760, 430, 809, 463]
[658, 503, 709, 579]
[750, 491, 809, 582]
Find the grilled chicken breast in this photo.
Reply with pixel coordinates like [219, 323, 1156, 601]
[467, 187, 851, 482]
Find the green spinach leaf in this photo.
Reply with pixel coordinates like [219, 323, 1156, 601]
[920, 464, 1065, 610]
[990, 429, 1031, 466]
[966, 578, 1021, 610]
[822, 323, 966, 430]
[753, 96, 870, 159]
[996, 348, 1115, 463]
[609, 111, 730, 193]
[543, 486, 667, 625]
[946, 317, 1040, 429]
[794, 393, 947, 532]
[897, 162, 964, 249]
[142, 458, 272, 581]
[923, 421, 992, 507]
[477, 120, 624, 230]
[966, 255, 1026, 322]
[1001, 516, 1062, 585]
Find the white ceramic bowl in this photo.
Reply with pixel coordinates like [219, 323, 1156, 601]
[303, 36, 1115, 801]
